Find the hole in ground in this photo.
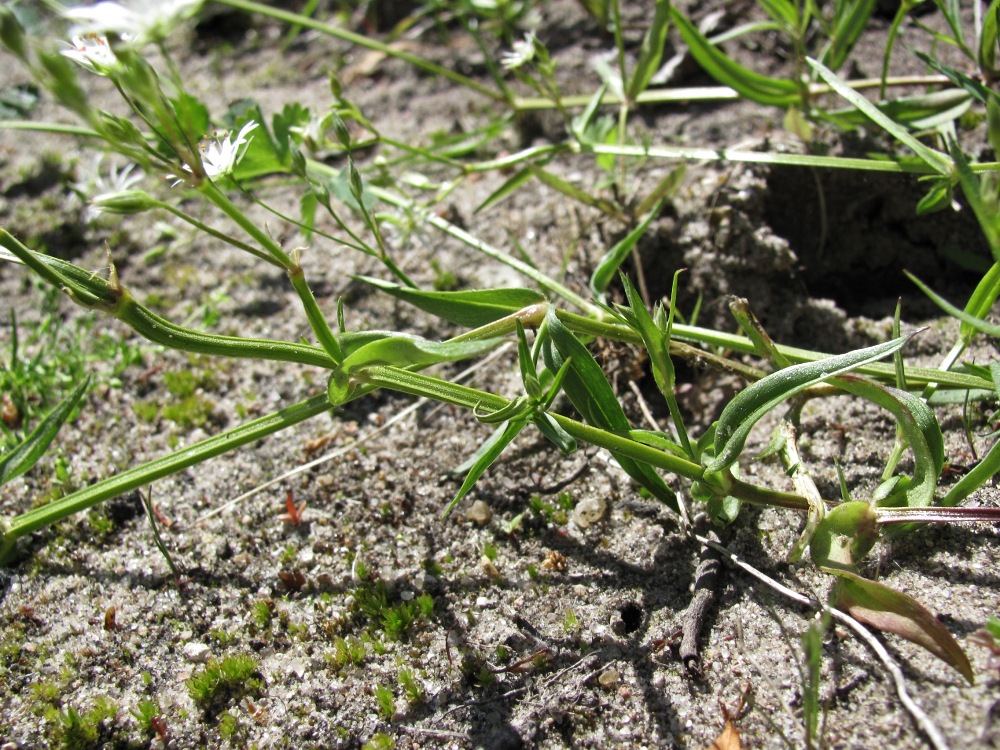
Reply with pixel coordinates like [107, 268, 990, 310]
[765, 165, 988, 319]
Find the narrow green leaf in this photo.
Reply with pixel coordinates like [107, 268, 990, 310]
[707, 333, 915, 472]
[540, 308, 678, 511]
[328, 335, 502, 404]
[980, 0, 1000, 76]
[829, 89, 973, 131]
[589, 204, 662, 298]
[570, 82, 609, 143]
[356, 276, 545, 327]
[0, 376, 89, 486]
[670, 7, 801, 106]
[836, 374, 944, 509]
[830, 572, 974, 683]
[627, 0, 671, 100]
[910, 48, 997, 105]
[442, 420, 525, 517]
[635, 164, 685, 218]
[809, 501, 879, 574]
[905, 270, 1000, 338]
[822, 0, 875, 71]
[527, 164, 624, 219]
[475, 166, 535, 214]
[620, 275, 694, 458]
[801, 615, 827, 747]
[806, 57, 953, 175]
[942, 436, 1000, 507]
[949, 141, 1000, 261]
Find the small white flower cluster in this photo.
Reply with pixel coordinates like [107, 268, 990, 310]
[170, 121, 259, 185]
[63, 0, 203, 46]
[61, 32, 119, 75]
[501, 31, 537, 70]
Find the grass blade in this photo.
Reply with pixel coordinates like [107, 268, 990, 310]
[670, 7, 801, 106]
[806, 57, 953, 175]
[0, 376, 89, 486]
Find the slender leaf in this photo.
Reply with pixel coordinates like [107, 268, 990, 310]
[328, 335, 502, 404]
[475, 166, 535, 214]
[442, 420, 525, 517]
[590, 203, 663, 298]
[627, 0, 671, 100]
[905, 270, 1000, 338]
[830, 572, 974, 683]
[910, 48, 997, 104]
[836, 374, 944, 509]
[807, 57, 953, 175]
[357, 276, 545, 327]
[942, 436, 1000, 507]
[670, 7, 801, 106]
[980, 0, 1000, 76]
[540, 308, 678, 511]
[0, 376, 89, 486]
[822, 0, 875, 71]
[707, 333, 915, 472]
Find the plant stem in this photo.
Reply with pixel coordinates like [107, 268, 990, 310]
[0, 393, 333, 565]
[213, 0, 503, 102]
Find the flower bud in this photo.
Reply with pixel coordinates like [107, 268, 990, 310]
[91, 190, 157, 215]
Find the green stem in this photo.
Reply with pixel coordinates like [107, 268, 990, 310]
[554, 310, 990, 391]
[159, 202, 282, 267]
[0, 393, 332, 565]
[512, 75, 954, 111]
[200, 181, 343, 363]
[115, 287, 336, 367]
[287, 258, 344, 363]
[200, 180, 291, 266]
[213, 0, 503, 102]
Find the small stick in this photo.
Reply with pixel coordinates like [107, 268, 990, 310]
[692, 533, 951, 750]
[679, 529, 723, 673]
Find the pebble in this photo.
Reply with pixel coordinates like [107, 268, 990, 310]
[183, 642, 212, 663]
[465, 500, 492, 526]
[572, 496, 607, 528]
[480, 555, 501, 579]
[598, 668, 620, 688]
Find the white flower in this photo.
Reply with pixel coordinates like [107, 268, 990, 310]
[170, 121, 259, 185]
[63, 0, 203, 45]
[61, 33, 120, 75]
[73, 156, 145, 221]
[501, 31, 537, 70]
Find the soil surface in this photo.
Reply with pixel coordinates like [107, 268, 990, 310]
[1, 2, 999, 748]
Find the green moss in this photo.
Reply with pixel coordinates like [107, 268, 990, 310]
[49, 696, 119, 749]
[186, 653, 264, 718]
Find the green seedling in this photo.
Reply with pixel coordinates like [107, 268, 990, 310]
[185, 654, 264, 718]
[397, 668, 424, 705]
[373, 684, 395, 720]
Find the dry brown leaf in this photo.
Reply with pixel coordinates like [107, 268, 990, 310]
[705, 720, 741, 750]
